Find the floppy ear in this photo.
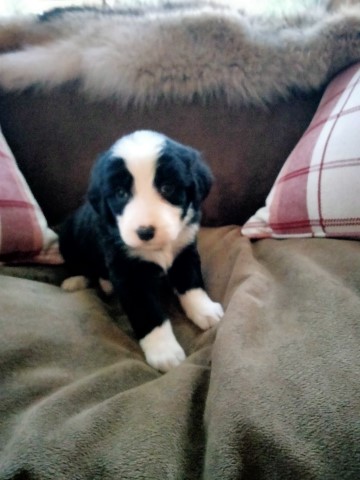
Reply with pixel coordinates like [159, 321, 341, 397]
[87, 151, 111, 218]
[189, 150, 214, 206]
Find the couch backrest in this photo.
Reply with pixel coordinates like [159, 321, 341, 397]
[0, 85, 322, 227]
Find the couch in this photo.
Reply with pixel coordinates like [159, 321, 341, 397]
[0, 2, 359, 479]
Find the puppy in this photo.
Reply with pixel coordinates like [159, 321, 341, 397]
[59, 130, 224, 372]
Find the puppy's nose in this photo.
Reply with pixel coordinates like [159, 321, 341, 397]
[136, 225, 155, 241]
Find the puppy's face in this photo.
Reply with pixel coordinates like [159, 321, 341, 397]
[88, 130, 212, 251]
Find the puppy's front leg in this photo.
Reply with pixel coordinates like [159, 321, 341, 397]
[139, 320, 185, 373]
[111, 264, 185, 372]
[169, 244, 224, 330]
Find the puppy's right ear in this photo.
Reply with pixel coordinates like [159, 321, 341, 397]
[87, 151, 109, 217]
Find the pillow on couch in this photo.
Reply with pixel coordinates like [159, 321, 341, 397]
[242, 62, 360, 239]
[0, 126, 63, 264]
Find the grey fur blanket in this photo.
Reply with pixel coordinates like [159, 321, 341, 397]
[0, 227, 359, 479]
[1, 2, 360, 105]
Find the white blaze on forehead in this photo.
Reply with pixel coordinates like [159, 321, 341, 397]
[112, 130, 187, 261]
[111, 130, 165, 183]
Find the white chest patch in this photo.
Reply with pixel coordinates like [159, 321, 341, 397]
[129, 221, 199, 270]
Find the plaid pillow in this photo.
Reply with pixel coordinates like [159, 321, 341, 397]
[242, 62, 360, 239]
[0, 126, 63, 264]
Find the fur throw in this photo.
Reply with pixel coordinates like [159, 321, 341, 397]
[0, 2, 360, 105]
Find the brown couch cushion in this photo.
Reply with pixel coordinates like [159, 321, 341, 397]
[0, 86, 321, 227]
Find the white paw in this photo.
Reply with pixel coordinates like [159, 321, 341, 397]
[61, 275, 89, 292]
[139, 320, 186, 372]
[179, 288, 224, 330]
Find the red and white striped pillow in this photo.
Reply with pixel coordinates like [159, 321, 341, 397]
[242, 62, 360, 239]
[0, 126, 63, 264]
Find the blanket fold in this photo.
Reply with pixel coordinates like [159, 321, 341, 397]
[0, 227, 359, 479]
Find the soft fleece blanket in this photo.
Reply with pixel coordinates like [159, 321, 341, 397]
[0, 227, 359, 479]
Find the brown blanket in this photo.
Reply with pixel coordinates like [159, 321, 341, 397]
[0, 227, 359, 479]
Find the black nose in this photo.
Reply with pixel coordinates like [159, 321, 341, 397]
[136, 225, 155, 241]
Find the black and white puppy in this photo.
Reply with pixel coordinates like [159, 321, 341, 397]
[59, 130, 224, 372]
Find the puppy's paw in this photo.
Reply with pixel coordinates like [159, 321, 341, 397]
[61, 275, 89, 292]
[179, 288, 224, 330]
[139, 320, 186, 373]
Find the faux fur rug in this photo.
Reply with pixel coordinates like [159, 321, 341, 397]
[1, 1, 360, 105]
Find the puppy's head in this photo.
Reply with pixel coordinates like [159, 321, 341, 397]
[88, 130, 213, 250]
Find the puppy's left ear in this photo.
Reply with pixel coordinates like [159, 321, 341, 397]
[87, 155, 104, 214]
[190, 150, 214, 205]
[87, 151, 112, 220]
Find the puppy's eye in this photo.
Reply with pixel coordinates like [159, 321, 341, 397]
[160, 184, 175, 197]
[115, 188, 129, 200]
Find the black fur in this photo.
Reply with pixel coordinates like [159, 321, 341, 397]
[59, 132, 213, 341]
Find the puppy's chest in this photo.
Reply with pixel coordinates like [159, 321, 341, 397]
[140, 247, 174, 271]
[131, 223, 198, 271]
